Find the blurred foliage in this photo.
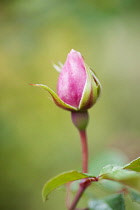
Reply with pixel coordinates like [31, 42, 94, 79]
[0, 0, 140, 210]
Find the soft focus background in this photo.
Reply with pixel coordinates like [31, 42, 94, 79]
[0, 0, 140, 210]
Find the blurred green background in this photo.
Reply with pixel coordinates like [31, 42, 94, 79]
[0, 0, 140, 209]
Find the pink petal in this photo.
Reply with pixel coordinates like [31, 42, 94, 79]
[57, 49, 86, 108]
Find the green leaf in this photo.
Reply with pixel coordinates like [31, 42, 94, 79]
[129, 189, 140, 203]
[42, 170, 91, 201]
[101, 180, 123, 193]
[104, 194, 125, 210]
[99, 165, 122, 176]
[123, 157, 140, 172]
[89, 149, 128, 176]
[100, 168, 140, 192]
[89, 199, 112, 210]
[89, 194, 125, 210]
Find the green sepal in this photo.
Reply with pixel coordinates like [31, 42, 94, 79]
[79, 63, 101, 110]
[30, 84, 77, 111]
[78, 63, 93, 110]
[79, 63, 98, 110]
[90, 68, 102, 100]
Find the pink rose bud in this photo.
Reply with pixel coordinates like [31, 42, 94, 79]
[57, 49, 87, 108]
[30, 49, 101, 112]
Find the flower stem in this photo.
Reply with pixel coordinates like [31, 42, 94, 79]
[68, 130, 89, 210]
[79, 130, 88, 173]
[69, 185, 86, 210]
[69, 112, 89, 210]
[71, 111, 89, 173]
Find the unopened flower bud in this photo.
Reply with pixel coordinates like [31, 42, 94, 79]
[30, 49, 101, 112]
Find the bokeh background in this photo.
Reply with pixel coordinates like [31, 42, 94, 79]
[0, 0, 140, 209]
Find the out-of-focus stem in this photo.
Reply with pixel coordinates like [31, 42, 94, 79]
[69, 185, 86, 210]
[66, 183, 71, 209]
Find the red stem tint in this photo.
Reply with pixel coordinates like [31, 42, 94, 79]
[69, 185, 86, 210]
[79, 130, 88, 173]
[68, 130, 89, 210]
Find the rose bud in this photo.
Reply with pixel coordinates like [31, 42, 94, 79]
[30, 49, 101, 112]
